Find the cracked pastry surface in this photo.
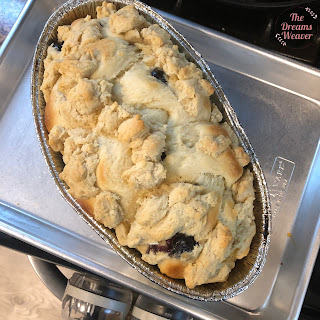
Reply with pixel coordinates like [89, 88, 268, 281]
[41, 2, 256, 289]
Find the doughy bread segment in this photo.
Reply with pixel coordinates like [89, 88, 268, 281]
[41, 2, 255, 288]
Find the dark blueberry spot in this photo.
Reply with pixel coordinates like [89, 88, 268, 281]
[52, 41, 64, 51]
[168, 233, 197, 256]
[151, 68, 167, 84]
[99, 22, 103, 27]
[147, 243, 169, 254]
[161, 152, 167, 161]
[158, 245, 168, 252]
[147, 233, 198, 257]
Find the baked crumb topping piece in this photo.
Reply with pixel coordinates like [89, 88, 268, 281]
[41, 2, 256, 289]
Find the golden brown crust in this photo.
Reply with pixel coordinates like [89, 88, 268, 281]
[44, 93, 58, 132]
[84, 38, 117, 60]
[217, 148, 243, 183]
[109, 5, 146, 34]
[77, 198, 95, 217]
[96, 1, 116, 19]
[41, 2, 255, 288]
[158, 259, 187, 279]
[204, 194, 220, 234]
[96, 158, 108, 188]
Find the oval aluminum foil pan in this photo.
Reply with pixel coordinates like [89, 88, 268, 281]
[31, 0, 271, 301]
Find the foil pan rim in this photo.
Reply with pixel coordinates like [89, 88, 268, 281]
[31, 0, 272, 301]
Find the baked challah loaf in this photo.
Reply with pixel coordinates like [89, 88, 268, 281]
[41, 1, 256, 288]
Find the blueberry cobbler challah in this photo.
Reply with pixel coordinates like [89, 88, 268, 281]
[41, 2, 256, 288]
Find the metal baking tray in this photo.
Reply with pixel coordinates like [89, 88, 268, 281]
[0, 0, 319, 318]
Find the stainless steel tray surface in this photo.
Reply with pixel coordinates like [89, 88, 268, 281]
[1, 0, 320, 319]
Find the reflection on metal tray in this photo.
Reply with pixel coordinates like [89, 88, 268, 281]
[0, 0, 319, 319]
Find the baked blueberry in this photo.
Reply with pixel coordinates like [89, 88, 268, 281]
[168, 233, 197, 255]
[161, 152, 167, 161]
[151, 68, 167, 84]
[147, 233, 197, 257]
[52, 41, 64, 51]
[147, 243, 168, 254]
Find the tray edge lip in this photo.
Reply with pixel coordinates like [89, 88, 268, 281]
[0, 0, 35, 63]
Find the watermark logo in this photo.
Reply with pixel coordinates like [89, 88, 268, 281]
[275, 7, 318, 49]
